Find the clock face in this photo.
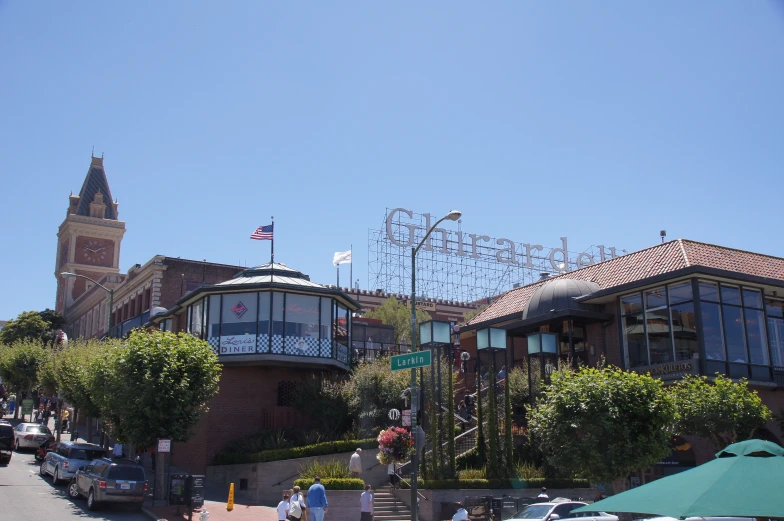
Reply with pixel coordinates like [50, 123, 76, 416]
[83, 239, 108, 264]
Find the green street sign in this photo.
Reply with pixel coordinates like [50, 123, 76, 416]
[21, 399, 34, 414]
[391, 350, 432, 371]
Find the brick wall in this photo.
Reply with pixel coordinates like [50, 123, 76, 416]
[171, 365, 322, 474]
[158, 259, 242, 310]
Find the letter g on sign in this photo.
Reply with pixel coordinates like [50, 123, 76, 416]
[386, 208, 417, 248]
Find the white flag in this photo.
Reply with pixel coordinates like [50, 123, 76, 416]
[333, 250, 352, 266]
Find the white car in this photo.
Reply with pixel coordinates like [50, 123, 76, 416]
[510, 501, 588, 521]
[565, 510, 619, 521]
[13, 423, 52, 450]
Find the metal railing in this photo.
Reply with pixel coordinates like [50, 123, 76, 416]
[351, 341, 412, 361]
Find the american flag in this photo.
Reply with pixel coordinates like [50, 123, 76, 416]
[250, 224, 274, 240]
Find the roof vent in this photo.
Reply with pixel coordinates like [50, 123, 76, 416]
[513, 283, 521, 288]
[539, 272, 550, 280]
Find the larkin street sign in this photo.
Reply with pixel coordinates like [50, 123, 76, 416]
[391, 350, 432, 371]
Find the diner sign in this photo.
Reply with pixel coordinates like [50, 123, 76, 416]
[220, 335, 257, 354]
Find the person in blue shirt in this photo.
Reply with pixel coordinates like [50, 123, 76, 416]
[307, 476, 328, 521]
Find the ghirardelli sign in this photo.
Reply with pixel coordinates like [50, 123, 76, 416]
[385, 207, 620, 272]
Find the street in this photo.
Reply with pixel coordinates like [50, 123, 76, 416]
[0, 446, 148, 521]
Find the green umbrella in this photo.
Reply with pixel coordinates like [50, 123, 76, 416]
[573, 439, 784, 518]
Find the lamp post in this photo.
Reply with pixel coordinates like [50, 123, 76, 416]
[410, 209, 460, 521]
[61, 272, 114, 336]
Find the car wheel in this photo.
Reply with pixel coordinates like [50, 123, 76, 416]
[39, 462, 46, 477]
[87, 489, 99, 511]
[53, 467, 61, 485]
[68, 480, 81, 499]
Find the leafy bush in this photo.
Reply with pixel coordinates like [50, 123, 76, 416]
[456, 467, 486, 480]
[222, 427, 344, 454]
[341, 356, 410, 437]
[293, 478, 365, 490]
[298, 459, 350, 479]
[214, 439, 377, 466]
[515, 461, 545, 479]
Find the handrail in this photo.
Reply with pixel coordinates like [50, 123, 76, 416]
[396, 472, 428, 501]
[272, 472, 300, 487]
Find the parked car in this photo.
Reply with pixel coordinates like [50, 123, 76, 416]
[13, 423, 52, 450]
[67, 457, 148, 511]
[510, 501, 588, 521]
[40, 441, 106, 484]
[565, 511, 619, 521]
[0, 423, 14, 464]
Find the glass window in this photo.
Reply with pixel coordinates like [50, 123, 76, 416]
[766, 299, 784, 319]
[219, 292, 257, 355]
[284, 294, 320, 356]
[190, 299, 204, 339]
[671, 302, 698, 361]
[271, 292, 284, 353]
[645, 287, 667, 310]
[334, 303, 349, 347]
[768, 315, 784, 367]
[623, 314, 647, 367]
[646, 307, 673, 364]
[745, 308, 768, 365]
[668, 281, 693, 304]
[208, 295, 221, 341]
[699, 281, 720, 302]
[721, 285, 741, 306]
[742, 289, 763, 310]
[722, 305, 747, 363]
[621, 294, 642, 314]
[701, 302, 725, 361]
[257, 292, 271, 353]
[320, 298, 332, 342]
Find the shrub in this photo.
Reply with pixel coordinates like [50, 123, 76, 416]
[400, 478, 590, 490]
[515, 462, 545, 480]
[214, 439, 376, 466]
[298, 459, 350, 479]
[456, 467, 486, 480]
[293, 478, 365, 490]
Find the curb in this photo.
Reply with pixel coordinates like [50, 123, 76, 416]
[142, 507, 167, 521]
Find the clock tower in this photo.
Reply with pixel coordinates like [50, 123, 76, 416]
[55, 155, 126, 313]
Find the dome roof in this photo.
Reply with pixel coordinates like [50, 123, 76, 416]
[215, 262, 324, 289]
[521, 278, 601, 320]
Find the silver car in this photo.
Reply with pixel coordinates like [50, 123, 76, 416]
[13, 423, 52, 449]
[565, 510, 620, 521]
[510, 501, 588, 521]
[40, 441, 106, 484]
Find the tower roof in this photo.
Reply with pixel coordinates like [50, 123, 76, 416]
[75, 156, 117, 220]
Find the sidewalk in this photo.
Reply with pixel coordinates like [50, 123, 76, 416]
[145, 500, 279, 521]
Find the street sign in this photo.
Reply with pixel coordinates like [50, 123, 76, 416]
[390, 350, 432, 371]
[402, 409, 411, 427]
[157, 439, 171, 453]
[388, 408, 401, 421]
[21, 399, 34, 414]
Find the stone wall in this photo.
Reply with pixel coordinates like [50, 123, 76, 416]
[206, 448, 388, 506]
[392, 487, 595, 521]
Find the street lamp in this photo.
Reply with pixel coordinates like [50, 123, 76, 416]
[61, 272, 114, 336]
[409, 209, 460, 521]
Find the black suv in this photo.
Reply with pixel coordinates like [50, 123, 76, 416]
[67, 457, 147, 511]
[0, 423, 13, 464]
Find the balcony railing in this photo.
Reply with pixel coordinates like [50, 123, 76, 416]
[351, 341, 412, 361]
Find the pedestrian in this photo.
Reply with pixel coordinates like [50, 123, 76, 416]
[8, 393, 16, 415]
[277, 493, 290, 521]
[113, 442, 124, 459]
[536, 487, 549, 501]
[306, 476, 329, 521]
[498, 365, 506, 379]
[288, 485, 306, 521]
[360, 484, 373, 521]
[349, 448, 363, 477]
[387, 462, 398, 489]
[61, 409, 70, 432]
[458, 400, 468, 423]
[452, 501, 468, 521]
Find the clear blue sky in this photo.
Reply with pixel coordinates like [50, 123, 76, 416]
[1, 1, 783, 320]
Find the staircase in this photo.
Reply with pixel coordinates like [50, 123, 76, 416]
[373, 485, 413, 521]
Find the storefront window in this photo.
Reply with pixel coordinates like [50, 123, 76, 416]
[670, 302, 698, 361]
[623, 314, 647, 367]
[767, 300, 784, 367]
[722, 305, 746, 363]
[257, 292, 271, 353]
[190, 298, 204, 339]
[219, 292, 257, 355]
[208, 295, 221, 347]
[745, 308, 768, 365]
[334, 303, 349, 348]
[271, 292, 284, 353]
[646, 287, 672, 364]
[320, 298, 332, 356]
[701, 301, 725, 361]
[699, 281, 720, 303]
[284, 294, 320, 356]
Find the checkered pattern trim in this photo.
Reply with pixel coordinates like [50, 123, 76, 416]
[271, 334, 284, 354]
[208, 337, 220, 355]
[320, 338, 332, 357]
[257, 333, 269, 353]
[285, 336, 319, 356]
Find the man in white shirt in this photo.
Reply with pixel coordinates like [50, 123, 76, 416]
[113, 442, 124, 460]
[536, 487, 550, 501]
[349, 448, 363, 477]
[277, 493, 290, 521]
[452, 502, 468, 521]
[360, 484, 373, 521]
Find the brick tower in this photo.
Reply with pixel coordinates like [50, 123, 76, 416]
[55, 155, 126, 314]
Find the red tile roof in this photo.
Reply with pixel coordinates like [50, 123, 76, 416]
[467, 239, 784, 326]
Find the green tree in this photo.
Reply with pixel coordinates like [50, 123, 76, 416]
[671, 374, 772, 449]
[364, 297, 431, 344]
[0, 340, 48, 418]
[0, 309, 66, 345]
[528, 366, 676, 491]
[342, 356, 410, 437]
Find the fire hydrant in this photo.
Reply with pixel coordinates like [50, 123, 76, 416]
[199, 510, 210, 521]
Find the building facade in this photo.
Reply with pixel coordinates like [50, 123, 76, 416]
[461, 239, 784, 471]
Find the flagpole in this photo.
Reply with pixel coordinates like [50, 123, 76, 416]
[350, 244, 353, 292]
[336, 265, 340, 288]
[270, 216, 275, 264]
